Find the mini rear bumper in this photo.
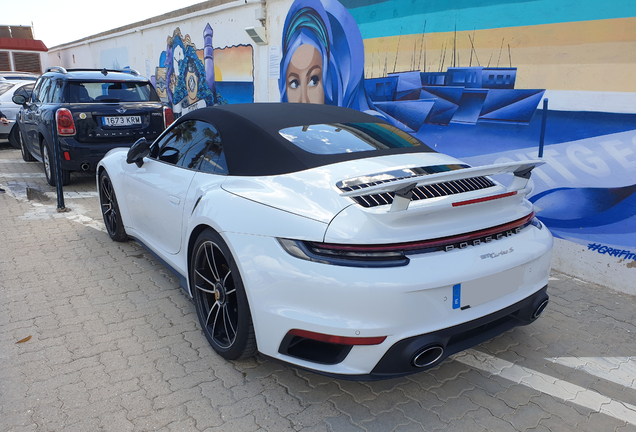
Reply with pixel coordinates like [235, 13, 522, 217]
[58, 137, 137, 171]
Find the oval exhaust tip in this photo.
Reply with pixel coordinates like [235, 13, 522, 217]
[413, 345, 444, 368]
[533, 299, 549, 319]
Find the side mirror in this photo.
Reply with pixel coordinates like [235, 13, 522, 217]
[12, 94, 27, 106]
[126, 137, 151, 167]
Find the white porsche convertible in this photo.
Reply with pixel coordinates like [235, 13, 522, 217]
[97, 103, 553, 379]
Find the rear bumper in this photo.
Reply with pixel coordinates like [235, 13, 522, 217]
[270, 285, 549, 380]
[58, 137, 137, 171]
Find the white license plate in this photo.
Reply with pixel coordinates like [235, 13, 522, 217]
[102, 116, 142, 127]
[457, 266, 523, 309]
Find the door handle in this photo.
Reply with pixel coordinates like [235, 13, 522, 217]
[168, 195, 181, 205]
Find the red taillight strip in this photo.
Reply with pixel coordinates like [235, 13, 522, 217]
[288, 329, 387, 346]
[314, 212, 535, 253]
[452, 191, 517, 207]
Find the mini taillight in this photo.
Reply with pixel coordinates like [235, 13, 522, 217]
[163, 106, 174, 128]
[56, 108, 76, 136]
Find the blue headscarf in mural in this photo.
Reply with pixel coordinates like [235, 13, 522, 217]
[172, 45, 217, 108]
[279, 0, 374, 112]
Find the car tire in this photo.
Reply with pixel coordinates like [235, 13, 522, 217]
[98, 170, 128, 242]
[42, 140, 70, 186]
[8, 125, 20, 149]
[18, 127, 35, 162]
[191, 229, 257, 360]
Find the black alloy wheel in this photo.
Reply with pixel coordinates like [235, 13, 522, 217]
[191, 229, 256, 360]
[99, 170, 128, 242]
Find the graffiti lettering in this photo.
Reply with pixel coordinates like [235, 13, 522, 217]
[588, 243, 636, 260]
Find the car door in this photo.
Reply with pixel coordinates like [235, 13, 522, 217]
[19, 77, 45, 153]
[123, 119, 215, 255]
[23, 77, 52, 158]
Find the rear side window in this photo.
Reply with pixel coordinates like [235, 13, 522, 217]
[66, 81, 159, 103]
[151, 119, 227, 174]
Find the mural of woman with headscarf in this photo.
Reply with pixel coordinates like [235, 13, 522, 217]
[279, 0, 374, 112]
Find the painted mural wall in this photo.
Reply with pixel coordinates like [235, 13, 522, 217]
[47, 0, 636, 287]
[275, 0, 636, 284]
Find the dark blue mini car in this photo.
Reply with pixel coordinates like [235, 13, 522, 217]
[13, 67, 173, 185]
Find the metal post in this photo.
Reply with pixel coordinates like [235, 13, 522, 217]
[538, 98, 548, 158]
[50, 120, 66, 211]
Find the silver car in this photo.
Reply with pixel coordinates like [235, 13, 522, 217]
[0, 80, 35, 148]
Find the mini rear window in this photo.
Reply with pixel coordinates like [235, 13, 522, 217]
[66, 81, 159, 103]
[279, 122, 423, 155]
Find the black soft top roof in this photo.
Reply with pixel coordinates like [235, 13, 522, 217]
[177, 103, 436, 176]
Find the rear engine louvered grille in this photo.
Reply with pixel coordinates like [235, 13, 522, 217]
[341, 176, 496, 208]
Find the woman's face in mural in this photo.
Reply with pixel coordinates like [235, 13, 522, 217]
[286, 44, 324, 104]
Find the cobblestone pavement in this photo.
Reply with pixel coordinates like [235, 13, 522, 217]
[1, 142, 636, 432]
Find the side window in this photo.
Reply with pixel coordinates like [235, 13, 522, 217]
[150, 119, 227, 174]
[30, 77, 45, 103]
[37, 79, 53, 103]
[198, 123, 228, 175]
[49, 80, 64, 103]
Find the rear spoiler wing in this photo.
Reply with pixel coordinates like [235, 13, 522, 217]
[339, 160, 545, 213]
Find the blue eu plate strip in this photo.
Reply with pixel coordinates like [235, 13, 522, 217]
[453, 284, 461, 309]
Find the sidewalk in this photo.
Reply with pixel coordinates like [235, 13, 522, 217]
[1, 142, 635, 432]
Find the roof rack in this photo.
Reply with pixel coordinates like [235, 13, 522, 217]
[121, 67, 140, 76]
[45, 66, 68, 74]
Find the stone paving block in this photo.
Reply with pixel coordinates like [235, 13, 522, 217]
[232, 375, 278, 401]
[394, 422, 426, 432]
[219, 394, 269, 420]
[253, 405, 297, 431]
[467, 407, 518, 432]
[294, 382, 344, 406]
[429, 376, 474, 402]
[169, 370, 218, 392]
[616, 424, 636, 432]
[538, 416, 579, 432]
[185, 397, 224, 429]
[428, 394, 480, 423]
[204, 414, 260, 432]
[89, 378, 140, 403]
[502, 401, 550, 431]
[288, 403, 340, 429]
[330, 392, 375, 424]
[98, 410, 135, 432]
[30, 399, 66, 431]
[131, 405, 188, 431]
[242, 358, 287, 381]
[399, 381, 445, 409]
[336, 379, 377, 402]
[136, 371, 173, 400]
[460, 369, 508, 397]
[530, 393, 593, 426]
[262, 385, 305, 417]
[274, 368, 313, 395]
[496, 382, 542, 410]
[200, 377, 239, 408]
[437, 415, 486, 432]
[577, 412, 628, 432]
[463, 387, 513, 418]
[397, 399, 446, 431]
[325, 414, 366, 432]
[118, 391, 152, 423]
[156, 354, 188, 381]
[406, 370, 442, 390]
[361, 408, 412, 432]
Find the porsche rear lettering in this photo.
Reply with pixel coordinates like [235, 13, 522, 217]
[445, 227, 522, 252]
